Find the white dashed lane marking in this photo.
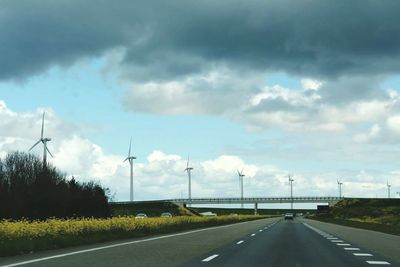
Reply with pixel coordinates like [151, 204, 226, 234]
[303, 223, 392, 265]
[366, 261, 391, 265]
[353, 253, 373, 257]
[236, 240, 244, 245]
[251, 233, 256, 236]
[202, 254, 219, 262]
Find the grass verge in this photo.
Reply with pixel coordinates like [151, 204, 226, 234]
[0, 215, 270, 257]
[309, 216, 400, 236]
[308, 198, 400, 236]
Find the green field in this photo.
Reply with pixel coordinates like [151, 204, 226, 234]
[310, 198, 400, 235]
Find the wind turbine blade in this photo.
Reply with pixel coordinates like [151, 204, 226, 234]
[187, 154, 190, 169]
[241, 168, 244, 175]
[46, 147, 54, 158]
[41, 112, 45, 139]
[29, 140, 41, 151]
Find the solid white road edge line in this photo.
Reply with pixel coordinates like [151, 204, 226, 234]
[0, 219, 272, 267]
[202, 254, 219, 262]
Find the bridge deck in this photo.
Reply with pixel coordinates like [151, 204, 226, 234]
[112, 197, 342, 205]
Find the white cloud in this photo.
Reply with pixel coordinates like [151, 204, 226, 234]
[1, 98, 400, 203]
[387, 115, 400, 134]
[301, 78, 323, 91]
[122, 68, 262, 115]
[353, 124, 381, 143]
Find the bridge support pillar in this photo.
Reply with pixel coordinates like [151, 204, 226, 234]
[254, 203, 258, 215]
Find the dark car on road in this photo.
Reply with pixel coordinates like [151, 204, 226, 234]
[284, 213, 294, 220]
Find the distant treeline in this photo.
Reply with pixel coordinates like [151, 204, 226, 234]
[0, 152, 110, 219]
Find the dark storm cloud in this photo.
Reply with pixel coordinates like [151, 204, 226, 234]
[2, 0, 400, 81]
[317, 76, 387, 104]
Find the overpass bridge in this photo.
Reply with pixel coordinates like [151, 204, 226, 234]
[113, 196, 342, 215]
[168, 196, 341, 205]
[169, 197, 341, 214]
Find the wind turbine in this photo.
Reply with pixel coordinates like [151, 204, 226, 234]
[237, 169, 245, 208]
[387, 181, 391, 199]
[124, 138, 136, 202]
[29, 112, 53, 166]
[288, 174, 294, 210]
[184, 155, 194, 205]
[337, 179, 343, 199]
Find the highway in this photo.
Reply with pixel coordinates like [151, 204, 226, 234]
[0, 217, 399, 267]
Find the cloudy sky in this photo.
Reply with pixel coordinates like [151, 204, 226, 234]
[1, 0, 400, 205]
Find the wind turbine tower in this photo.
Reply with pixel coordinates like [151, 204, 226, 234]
[288, 174, 294, 210]
[29, 112, 53, 166]
[237, 169, 245, 208]
[184, 156, 194, 204]
[124, 138, 136, 202]
[387, 181, 391, 199]
[337, 179, 343, 199]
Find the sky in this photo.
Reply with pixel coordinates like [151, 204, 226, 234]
[1, 0, 400, 206]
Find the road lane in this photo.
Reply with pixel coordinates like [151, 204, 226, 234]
[304, 219, 400, 264]
[181, 219, 398, 267]
[1, 217, 398, 267]
[0, 218, 279, 267]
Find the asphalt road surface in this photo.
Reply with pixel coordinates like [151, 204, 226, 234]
[1, 217, 399, 267]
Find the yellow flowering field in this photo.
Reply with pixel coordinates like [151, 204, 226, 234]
[0, 215, 268, 256]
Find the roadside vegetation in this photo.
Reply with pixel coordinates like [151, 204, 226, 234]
[0, 215, 270, 256]
[0, 152, 110, 220]
[310, 198, 400, 236]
